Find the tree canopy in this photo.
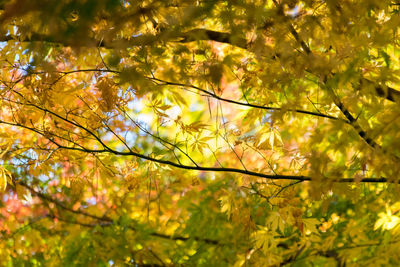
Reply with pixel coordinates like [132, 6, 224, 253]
[1, 0, 400, 266]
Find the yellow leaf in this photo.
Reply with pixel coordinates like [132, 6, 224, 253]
[0, 168, 6, 192]
[0, 166, 12, 193]
[269, 131, 275, 150]
[267, 212, 286, 232]
[374, 210, 400, 231]
[302, 218, 320, 235]
[257, 131, 271, 147]
[257, 129, 283, 150]
[16, 184, 33, 204]
[219, 195, 232, 219]
[273, 129, 283, 145]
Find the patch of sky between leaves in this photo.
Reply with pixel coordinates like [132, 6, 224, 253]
[0, 30, 10, 49]
[127, 98, 153, 126]
[285, 4, 301, 17]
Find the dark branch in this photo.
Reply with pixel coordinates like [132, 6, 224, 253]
[27, 68, 345, 122]
[1, 116, 392, 183]
[178, 29, 247, 48]
[2, 24, 399, 104]
[361, 77, 400, 103]
[272, 0, 400, 104]
[274, 5, 395, 154]
[151, 77, 345, 122]
[0, 28, 248, 49]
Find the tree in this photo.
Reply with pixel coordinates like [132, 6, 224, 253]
[1, 0, 400, 265]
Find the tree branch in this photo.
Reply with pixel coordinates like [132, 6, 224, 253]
[0, 28, 247, 49]
[1, 115, 392, 183]
[26, 68, 346, 122]
[3, 22, 398, 104]
[150, 77, 346, 122]
[272, 4, 396, 155]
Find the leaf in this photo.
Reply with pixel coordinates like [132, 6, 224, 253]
[302, 218, 320, 235]
[219, 195, 232, 219]
[0, 168, 6, 192]
[269, 130, 275, 149]
[0, 167, 12, 193]
[374, 210, 400, 231]
[379, 49, 391, 67]
[257, 128, 283, 150]
[267, 212, 286, 232]
[16, 184, 33, 204]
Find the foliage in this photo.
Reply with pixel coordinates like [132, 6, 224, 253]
[1, 0, 400, 266]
